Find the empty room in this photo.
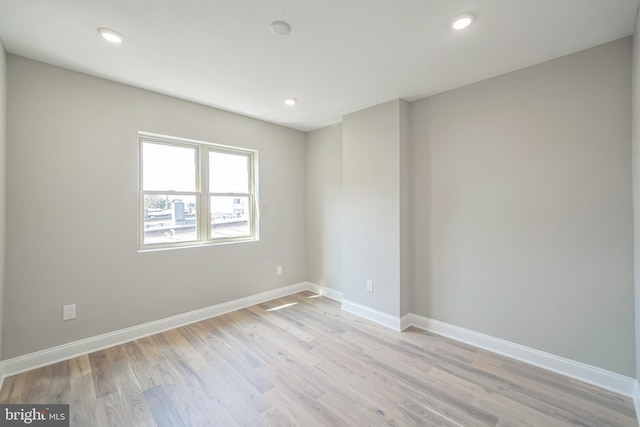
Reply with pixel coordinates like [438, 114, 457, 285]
[0, 0, 639, 426]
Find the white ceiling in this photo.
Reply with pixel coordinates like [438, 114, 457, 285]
[0, 0, 637, 131]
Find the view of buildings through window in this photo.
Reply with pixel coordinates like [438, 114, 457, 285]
[142, 195, 250, 244]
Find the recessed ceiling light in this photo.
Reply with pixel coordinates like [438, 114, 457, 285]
[452, 13, 474, 30]
[97, 27, 124, 43]
[284, 97, 297, 106]
[270, 21, 291, 36]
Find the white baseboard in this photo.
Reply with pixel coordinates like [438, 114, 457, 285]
[0, 282, 636, 407]
[405, 313, 637, 398]
[634, 380, 640, 425]
[305, 282, 343, 302]
[341, 299, 402, 331]
[0, 282, 311, 383]
[400, 313, 413, 331]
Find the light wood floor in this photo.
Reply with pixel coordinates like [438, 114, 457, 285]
[0, 291, 636, 426]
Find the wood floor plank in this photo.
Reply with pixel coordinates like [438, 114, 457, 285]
[310, 344, 434, 426]
[96, 391, 132, 427]
[472, 356, 637, 426]
[205, 332, 274, 394]
[69, 372, 98, 427]
[203, 316, 267, 369]
[89, 350, 118, 398]
[123, 341, 158, 391]
[493, 354, 633, 417]
[0, 375, 16, 402]
[0, 292, 636, 427]
[235, 308, 324, 368]
[22, 366, 52, 404]
[47, 360, 71, 404]
[146, 341, 215, 409]
[106, 346, 153, 426]
[195, 364, 267, 427]
[144, 385, 186, 427]
[162, 328, 209, 370]
[568, 378, 637, 418]
[135, 418, 158, 427]
[247, 305, 315, 343]
[342, 344, 498, 426]
[259, 404, 298, 427]
[69, 355, 92, 380]
[175, 323, 218, 362]
[69, 355, 98, 426]
[161, 383, 212, 427]
[200, 394, 242, 427]
[428, 367, 567, 427]
[395, 396, 468, 427]
[260, 388, 325, 427]
[316, 388, 397, 426]
[136, 336, 169, 367]
[0, 374, 25, 404]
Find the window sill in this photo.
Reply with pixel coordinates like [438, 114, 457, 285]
[138, 237, 259, 253]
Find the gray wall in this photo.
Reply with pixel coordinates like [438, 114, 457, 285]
[342, 99, 408, 317]
[0, 41, 6, 360]
[633, 8, 640, 381]
[306, 123, 343, 291]
[4, 56, 307, 359]
[411, 38, 634, 376]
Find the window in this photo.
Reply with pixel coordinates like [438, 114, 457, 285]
[139, 132, 257, 249]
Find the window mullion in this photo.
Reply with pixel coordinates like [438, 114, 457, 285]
[200, 145, 210, 241]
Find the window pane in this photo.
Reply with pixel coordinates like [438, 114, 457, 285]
[209, 152, 249, 193]
[143, 195, 197, 244]
[210, 196, 250, 239]
[143, 142, 196, 191]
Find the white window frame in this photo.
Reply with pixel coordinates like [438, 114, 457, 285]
[138, 132, 258, 251]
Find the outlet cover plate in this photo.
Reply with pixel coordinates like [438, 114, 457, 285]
[63, 304, 76, 321]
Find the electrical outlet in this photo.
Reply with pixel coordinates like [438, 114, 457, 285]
[366, 280, 373, 292]
[63, 304, 76, 321]
[276, 265, 283, 275]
